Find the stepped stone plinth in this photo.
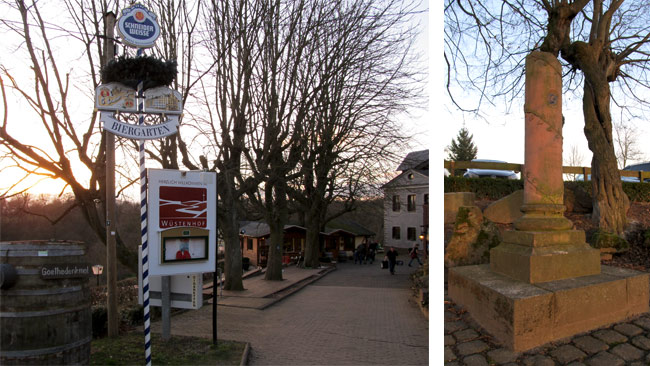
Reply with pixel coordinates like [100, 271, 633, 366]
[447, 51, 649, 352]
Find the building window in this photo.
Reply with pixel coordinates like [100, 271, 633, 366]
[407, 195, 416, 211]
[247, 238, 253, 250]
[392, 195, 400, 212]
[407, 227, 417, 241]
[392, 227, 401, 240]
[424, 194, 429, 205]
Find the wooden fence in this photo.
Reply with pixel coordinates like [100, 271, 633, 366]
[443, 160, 649, 182]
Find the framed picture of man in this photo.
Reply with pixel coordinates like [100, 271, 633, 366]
[162, 236, 208, 263]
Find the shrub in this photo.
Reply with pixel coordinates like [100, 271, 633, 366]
[589, 229, 630, 251]
[444, 176, 523, 200]
[92, 306, 108, 338]
[121, 305, 144, 326]
[622, 182, 650, 202]
[444, 176, 650, 203]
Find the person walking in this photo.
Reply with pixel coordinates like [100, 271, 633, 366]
[367, 241, 377, 264]
[385, 247, 398, 275]
[355, 243, 367, 264]
[408, 244, 422, 267]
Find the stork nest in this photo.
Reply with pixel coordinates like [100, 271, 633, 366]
[101, 55, 177, 90]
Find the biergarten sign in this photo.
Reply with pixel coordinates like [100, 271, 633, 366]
[101, 113, 178, 139]
[96, 83, 182, 139]
[117, 4, 161, 48]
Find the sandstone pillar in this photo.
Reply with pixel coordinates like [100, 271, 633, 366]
[448, 51, 648, 353]
[489, 51, 600, 283]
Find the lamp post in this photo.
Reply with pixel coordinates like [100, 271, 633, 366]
[92, 264, 104, 286]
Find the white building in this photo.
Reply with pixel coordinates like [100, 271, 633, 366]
[382, 150, 429, 249]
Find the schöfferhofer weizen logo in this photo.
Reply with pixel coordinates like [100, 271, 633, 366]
[117, 3, 160, 48]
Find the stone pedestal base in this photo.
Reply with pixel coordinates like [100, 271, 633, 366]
[490, 230, 601, 283]
[448, 264, 649, 352]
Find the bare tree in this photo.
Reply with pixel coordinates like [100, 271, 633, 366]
[193, 0, 266, 290]
[289, 0, 422, 268]
[0, 0, 210, 270]
[564, 144, 586, 181]
[445, 0, 650, 235]
[0, 0, 139, 270]
[613, 121, 645, 169]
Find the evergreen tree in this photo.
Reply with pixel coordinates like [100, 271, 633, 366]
[447, 127, 478, 161]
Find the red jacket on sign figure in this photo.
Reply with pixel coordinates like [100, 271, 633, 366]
[176, 249, 191, 260]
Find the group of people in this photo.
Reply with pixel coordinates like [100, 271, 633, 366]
[384, 243, 422, 275]
[354, 241, 378, 264]
[352, 240, 424, 275]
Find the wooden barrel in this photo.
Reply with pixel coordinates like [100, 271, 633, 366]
[0, 241, 91, 365]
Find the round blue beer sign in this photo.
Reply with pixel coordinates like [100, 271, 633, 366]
[117, 4, 160, 48]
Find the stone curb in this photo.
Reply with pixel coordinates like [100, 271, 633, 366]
[257, 266, 337, 310]
[240, 342, 251, 366]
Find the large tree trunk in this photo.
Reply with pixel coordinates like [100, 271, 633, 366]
[265, 217, 284, 281]
[221, 203, 244, 291]
[217, 167, 244, 291]
[582, 78, 628, 235]
[264, 182, 287, 281]
[303, 216, 321, 268]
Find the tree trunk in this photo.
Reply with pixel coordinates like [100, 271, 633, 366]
[265, 217, 284, 281]
[582, 79, 628, 234]
[303, 217, 321, 268]
[264, 181, 287, 281]
[217, 167, 244, 291]
[222, 207, 244, 291]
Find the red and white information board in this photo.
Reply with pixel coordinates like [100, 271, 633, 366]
[147, 169, 217, 276]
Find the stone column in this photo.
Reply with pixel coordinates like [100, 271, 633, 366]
[490, 51, 600, 283]
[516, 51, 573, 232]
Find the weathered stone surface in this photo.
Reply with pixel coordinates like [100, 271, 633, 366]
[444, 206, 488, 267]
[463, 354, 489, 366]
[630, 335, 650, 350]
[456, 340, 489, 356]
[572, 335, 608, 354]
[444, 334, 456, 346]
[585, 351, 625, 366]
[632, 316, 650, 330]
[608, 343, 643, 361]
[487, 348, 520, 364]
[550, 344, 586, 364]
[483, 189, 524, 224]
[445, 192, 476, 223]
[448, 264, 649, 352]
[592, 330, 627, 345]
[490, 230, 600, 284]
[612, 323, 643, 337]
[445, 320, 468, 334]
[444, 346, 457, 362]
[522, 354, 555, 366]
[453, 328, 479, 342]
[564, 183, 593, 213]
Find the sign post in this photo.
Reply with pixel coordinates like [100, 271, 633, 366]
[101, 4, 163, 365]
[102, 11, 119, 339]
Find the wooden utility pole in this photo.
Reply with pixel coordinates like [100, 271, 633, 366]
[103, 11, 119, 338]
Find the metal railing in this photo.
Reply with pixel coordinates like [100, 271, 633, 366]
[444, 160, 649, 182]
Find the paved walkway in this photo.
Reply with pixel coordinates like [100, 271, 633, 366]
[153, 261, 429, 365]
[444, 284, 650, 365]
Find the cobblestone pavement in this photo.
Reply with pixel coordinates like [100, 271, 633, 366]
[444, 288, 650, 366]
[155, 261, 428, 365]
